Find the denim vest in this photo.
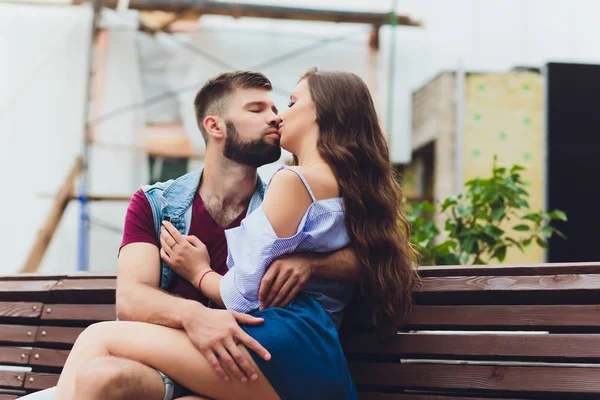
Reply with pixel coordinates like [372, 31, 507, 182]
[141, 168, 266, 291]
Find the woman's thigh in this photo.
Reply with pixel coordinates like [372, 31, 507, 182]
[88, 320, 279, 400]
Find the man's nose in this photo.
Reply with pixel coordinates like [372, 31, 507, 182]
[268, 114, 282, 126]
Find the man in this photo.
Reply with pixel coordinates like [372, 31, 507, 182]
[24, 71, 359, 399]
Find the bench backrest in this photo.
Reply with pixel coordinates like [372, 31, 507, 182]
[2, 263, 600, 399]
[0, 273, 115, 399]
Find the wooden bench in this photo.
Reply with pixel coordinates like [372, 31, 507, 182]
[2, 263, 600, 399]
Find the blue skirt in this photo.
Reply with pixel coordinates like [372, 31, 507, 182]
[242, 294, 357, 400]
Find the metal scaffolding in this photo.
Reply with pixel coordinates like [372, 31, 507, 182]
[16, 0, 422, 272]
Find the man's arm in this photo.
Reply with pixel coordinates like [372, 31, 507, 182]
[116, 242, 196, 328]
[258, 245, 361, 310]
[117, 242, 270, 382]
[311, 245, 362, 281]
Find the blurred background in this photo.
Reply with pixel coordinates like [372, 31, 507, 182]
[1, 0, 599, 275]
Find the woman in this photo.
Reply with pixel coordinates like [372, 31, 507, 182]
[54, 68, 417, 399]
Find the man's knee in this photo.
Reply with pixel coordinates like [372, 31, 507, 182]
[74, 356, 136, 398]
[71, 321, 114, 352]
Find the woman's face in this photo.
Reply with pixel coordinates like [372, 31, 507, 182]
[278, 79, 318, 153]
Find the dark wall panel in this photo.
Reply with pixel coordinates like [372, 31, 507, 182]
[547, 62, 600, 262]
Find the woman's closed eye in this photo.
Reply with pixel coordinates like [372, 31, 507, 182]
[287, 101, 295, 107]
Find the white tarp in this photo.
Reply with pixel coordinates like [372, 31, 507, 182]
[0, 4, 148, 274]
[0, 3, 92, 275]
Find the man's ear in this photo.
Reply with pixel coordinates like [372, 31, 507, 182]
[203, 116, 224, 140]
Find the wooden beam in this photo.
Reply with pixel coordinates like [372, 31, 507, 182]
[73, 194, 131, 202]
[72, 1, 422, 27]
[20, 157, 83, 274]
[139, 11, 201, 34]
[369, 24, 381, 50]
[39, 193, 131, 202]
[88, 29, 111, 142]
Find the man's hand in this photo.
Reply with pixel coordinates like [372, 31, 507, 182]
[183, 303, 271, 383]
[258, 254, 312, 310]
[160, 220, 210, 287]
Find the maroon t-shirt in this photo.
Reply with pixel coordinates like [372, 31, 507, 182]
[120, 189, 247, 305]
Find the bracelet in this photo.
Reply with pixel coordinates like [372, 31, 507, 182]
[198, 270, 216, 293]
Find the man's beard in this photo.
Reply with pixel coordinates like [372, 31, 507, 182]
[223, 120, 281, 168]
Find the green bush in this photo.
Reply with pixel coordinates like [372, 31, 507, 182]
[406, 159, 567, 265]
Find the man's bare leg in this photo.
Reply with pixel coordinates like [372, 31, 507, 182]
[72, 355, 165, 400]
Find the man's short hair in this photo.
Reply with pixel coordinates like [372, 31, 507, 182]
[193, 71, 273, 142]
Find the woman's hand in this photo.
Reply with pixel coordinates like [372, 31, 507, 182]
[160, 220, 211, 288]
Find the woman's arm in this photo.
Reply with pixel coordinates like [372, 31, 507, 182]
[199, 270, 225, 308]
[219, 169, 314, 312]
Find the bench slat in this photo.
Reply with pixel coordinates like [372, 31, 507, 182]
[343, 333, 600, 359]
[0, 275, 66, 281]
[0, 394, 24, 400]
[0, 347, 30, 365]
[0, 325, 37, 345]
[53, 279, 116, 291]
[0, 372, 24, 389]
[0, 303, 43, 319]
[415, 275, 600, 305]
[29, 348, 70, 368]
[0, 281, 56, 293]
[420, 274, 600, 292]
[419, 262, 600, 277]
[24, 373, 58, 391]
[35, 326, 84, 346]
[50, 279, 116, 303]
[0, 273, 111, 281]
[0, 279, 56, 293]
[404, 304, 600, 330]
[0, 391, 27, 400]
[348, 304, 600, 330]
[350, 362, 600, 394]
[40, 304, 115, 322]
[0, 281, 56, 303]
[359, 394, 524, 400]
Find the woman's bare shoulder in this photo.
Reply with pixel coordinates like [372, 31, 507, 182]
[262, 168, 313, 238]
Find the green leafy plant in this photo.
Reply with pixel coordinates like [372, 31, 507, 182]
[406, 159, 567, 265]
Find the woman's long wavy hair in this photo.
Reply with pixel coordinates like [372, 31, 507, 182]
[301, 68, 419, 338]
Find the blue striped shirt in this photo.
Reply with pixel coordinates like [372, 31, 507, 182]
[220, 166, 354, 327]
